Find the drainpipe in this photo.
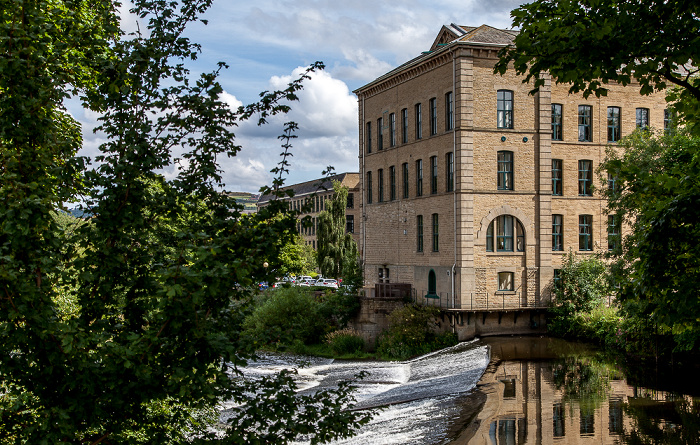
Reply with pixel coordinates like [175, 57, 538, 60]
[361, 95, 366, 289]
[452, 51, 457, 312]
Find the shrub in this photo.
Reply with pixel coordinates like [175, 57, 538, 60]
[242, 287, 328, 349]
[325, 328, 365, 355]
[376, 304, 457, 360]
[318, 288, 361, 328]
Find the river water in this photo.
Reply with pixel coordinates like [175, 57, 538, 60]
[230, 337, 700, 444]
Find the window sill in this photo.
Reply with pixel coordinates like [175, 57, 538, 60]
[496, 290, 516, 295]
[486, 251, 525, 256]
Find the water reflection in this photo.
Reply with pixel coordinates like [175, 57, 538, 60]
[233, 337, 700, 444]
[455, 337, 700, 445]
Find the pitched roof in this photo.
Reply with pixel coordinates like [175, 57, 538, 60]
[458, 24, 518, 45]
[354, 24, 518, 94]
[257, 172, 360, 204]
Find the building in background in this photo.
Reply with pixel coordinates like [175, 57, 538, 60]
[354, 24, 667, 306]
[257, 172, 360, 251]
[226, 192, 260, 214]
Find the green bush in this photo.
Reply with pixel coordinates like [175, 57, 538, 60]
[376, 304, 457, 360]
[325, 328, 365, 355]
[318, 288, 361, 328]
[242, 287, 328, 350]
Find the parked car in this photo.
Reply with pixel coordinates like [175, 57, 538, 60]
[315, 278, 339, 289]
[296, 276, 315, 286]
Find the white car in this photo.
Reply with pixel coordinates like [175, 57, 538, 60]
[296, 276, 315, 286]
[315, 278, 339, 289]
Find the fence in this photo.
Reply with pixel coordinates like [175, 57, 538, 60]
[412, 289, 552, 310]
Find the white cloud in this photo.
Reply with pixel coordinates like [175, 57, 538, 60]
[220, 91, 243, 111]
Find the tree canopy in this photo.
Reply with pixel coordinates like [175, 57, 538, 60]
[603, 129, 700, 351]
[316, 181, 361, 286]
[495, 0, 700, 132]
[0, 0, 370, 442]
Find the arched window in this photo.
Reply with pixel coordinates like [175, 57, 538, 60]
[428, 269, 437, 296]
[486, 215, 525, 252]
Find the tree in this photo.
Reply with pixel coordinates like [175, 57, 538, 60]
[276, 234, 317, 278]
[602, 129, 700, 351]
[0, 1, 371, 443]
[494, 0, 700, 133]
[316, 181, 360, 284]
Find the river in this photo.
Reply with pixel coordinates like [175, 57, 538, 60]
[227, 336, 700, 444]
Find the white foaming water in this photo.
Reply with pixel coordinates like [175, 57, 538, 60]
[232, 341, 490, 445]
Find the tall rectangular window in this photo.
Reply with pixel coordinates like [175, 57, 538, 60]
[366, 121, 372, 153]
[578, 160, 593, 196]
[608, 214, 619, 251]
[552, 214, 563, 251]
[415, 103, 422, 139]
[497, 151, 514, 190]
[430, 155, 438, 194]
[366, 171, 372, 204]
[607, 173, 617, 192]
[432, 213, 439, 252]
[607, 106, 621, 142]
[346, 215, 354, 234]
[378, 168, 384, 202]
[402, 162, 409, 199]
[416, 215, 423, 252]
[389, 165, 396, 201]
[552, 104, 563, 141]
[347, 193, 354, 209]
[429, 98, 437, 135]
[552, 159, 563, 196]
[578, 105, 592, 142]
[497, 90, 513, 129]
[636, 108, 649, 129]
[579, 215, 593, 251]
[446, 152, 454, 192]
[389, 112, 396, 147]
[445, 91, 454, 130]
[377, 117, 383, 150]
[416, 159, 423, 197]
[401, 108, 408, 143]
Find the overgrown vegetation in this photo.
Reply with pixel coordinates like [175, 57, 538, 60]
[0, 0, 372, 442]
[242, 287, 362, 355]
[376, 304, 457, 361]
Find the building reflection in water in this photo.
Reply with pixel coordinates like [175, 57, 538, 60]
[451, 337, 700, 445]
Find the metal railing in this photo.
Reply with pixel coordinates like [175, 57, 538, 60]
[412, 289, 552, 310]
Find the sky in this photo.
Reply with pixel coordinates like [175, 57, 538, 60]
[72, 0, 525, 193]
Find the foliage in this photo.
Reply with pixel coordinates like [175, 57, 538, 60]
[551, 250, 611, 316]
[317, 181, 361, 285]
[324, 328, 365, 355]
[0, 0, 371, 443]
[376, 304, 457, 361]
[602, 129, 700, 352]
[276, 234, 317, 277]
[317, 287, 361, 328]
[495, 0, 700, 134]
[243, 286, 361, 352]
[242, 287, 328, 350]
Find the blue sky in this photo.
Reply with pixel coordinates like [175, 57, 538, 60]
[74, 0, 524, 193]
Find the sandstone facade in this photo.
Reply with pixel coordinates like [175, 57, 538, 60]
[354, 24, 667, 308]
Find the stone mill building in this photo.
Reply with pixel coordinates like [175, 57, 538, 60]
[353, 24, 669, 309]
